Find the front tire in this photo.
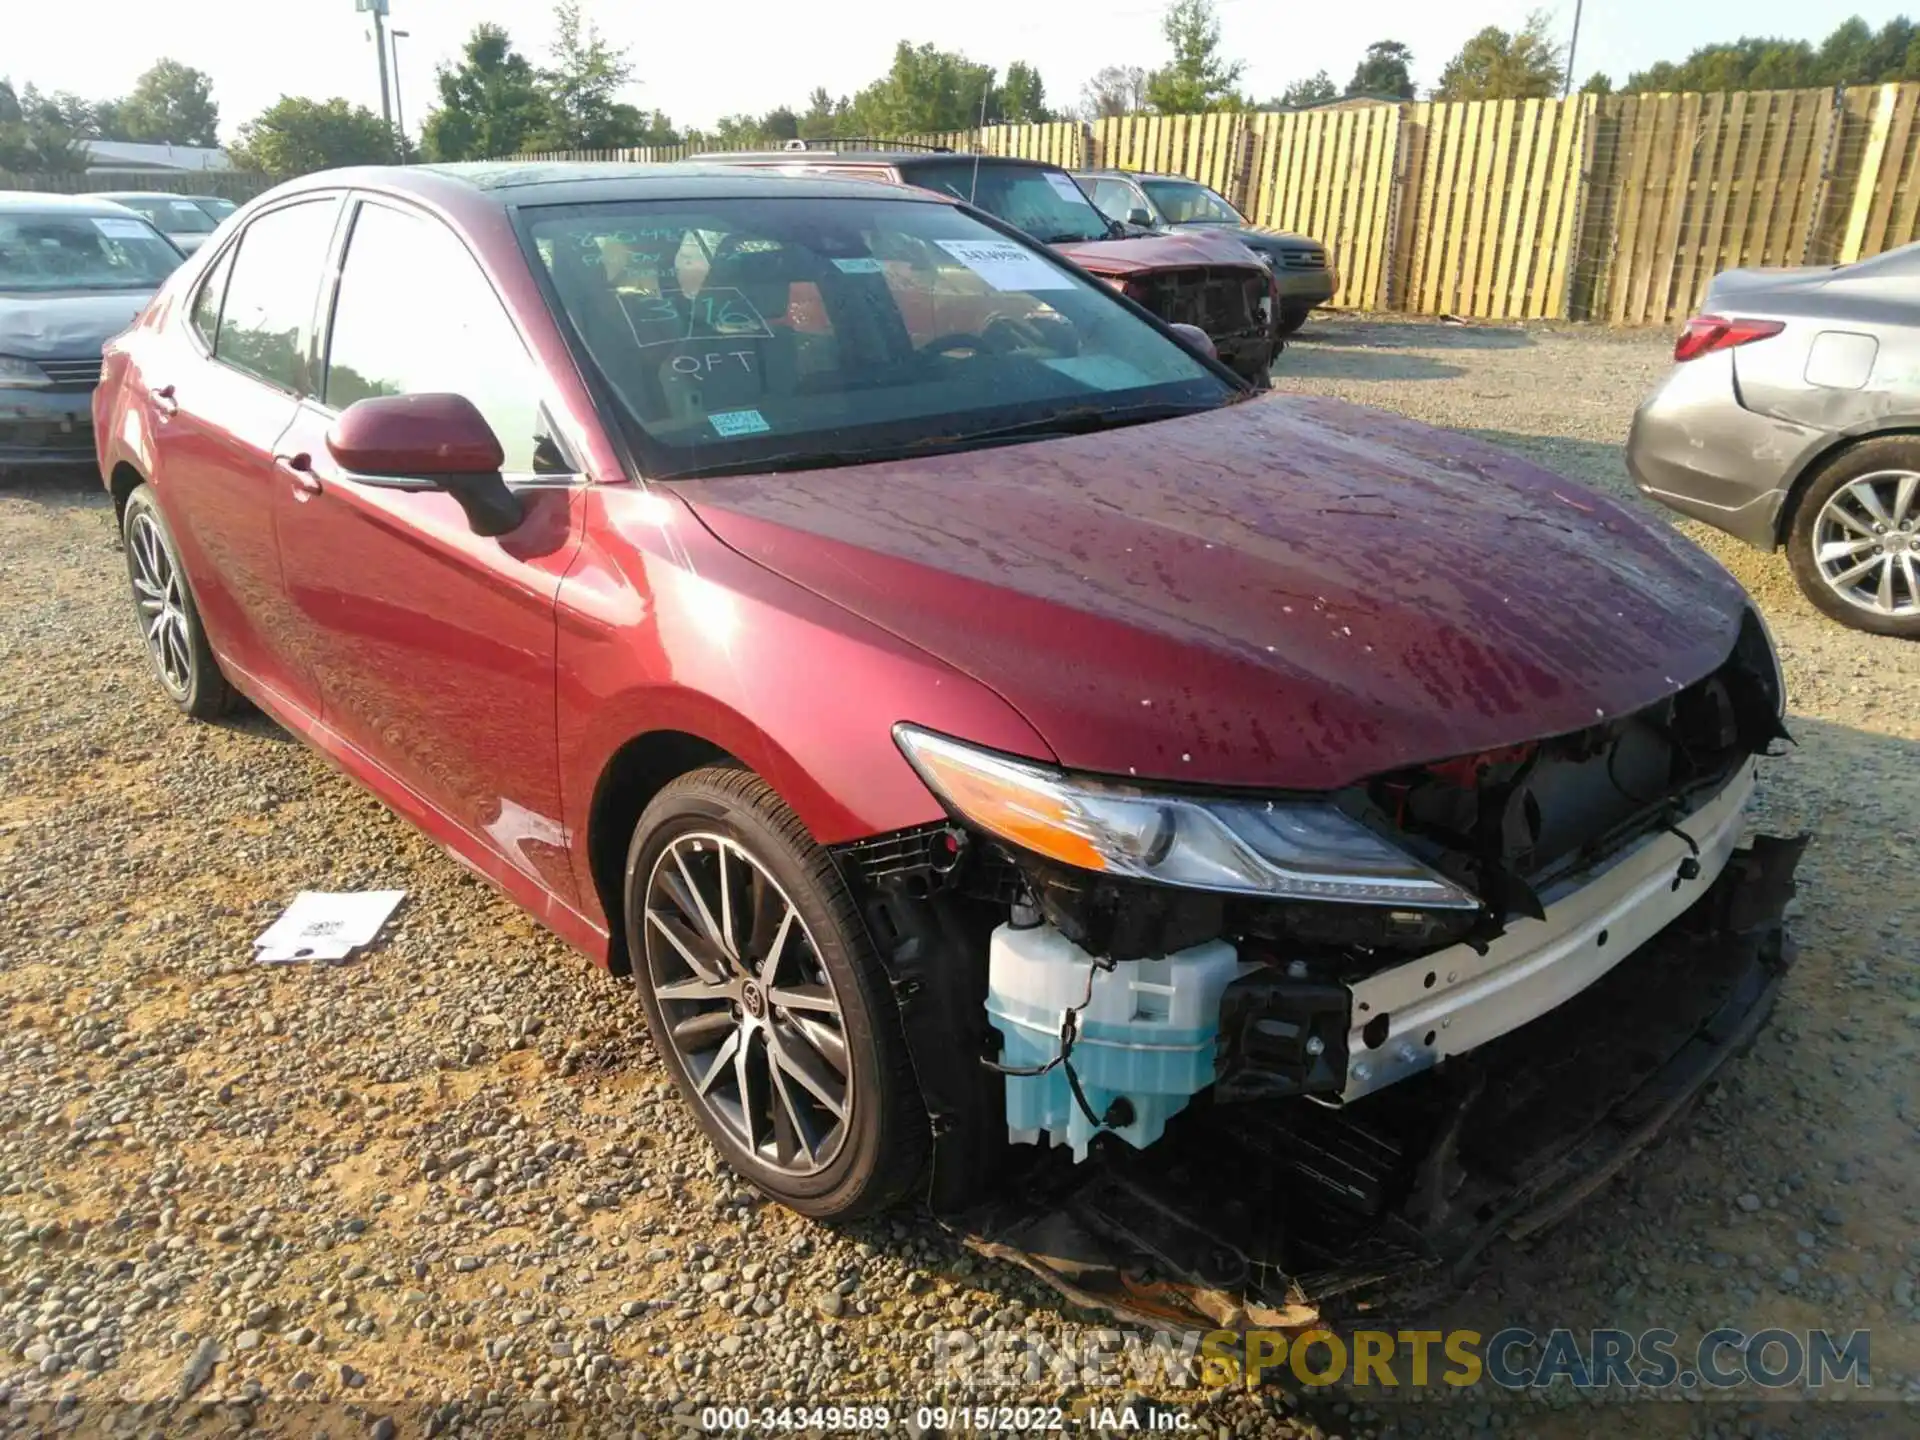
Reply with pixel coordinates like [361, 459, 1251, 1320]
[624, 768, 929, 1218]
[121, 485, 237, 718]
[1785, 438, 1920, 639]
[1274, 304, 1312, 337]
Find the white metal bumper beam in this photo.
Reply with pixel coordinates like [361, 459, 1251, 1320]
[1339, 762, 1758, 1103]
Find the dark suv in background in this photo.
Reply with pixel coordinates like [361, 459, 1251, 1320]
[1077, 169, 1333, 335]
[698, 147, 1282, 384]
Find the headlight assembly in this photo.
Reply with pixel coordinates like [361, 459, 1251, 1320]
[894, 725, 1479, 910]
[0, 356, 52, 388]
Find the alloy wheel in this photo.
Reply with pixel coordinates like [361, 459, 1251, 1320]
[642, 832, 852, 1176]
[1813, 470, 1920, 618]
[129, 510, 194, 696]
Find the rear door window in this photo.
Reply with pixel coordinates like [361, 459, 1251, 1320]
[214, 199, 339, 393]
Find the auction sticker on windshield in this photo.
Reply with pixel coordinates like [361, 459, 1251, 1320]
[1043, 172, 1087, 205]
[936, 239, 1073, 291]
[708, 408, 771, 437]
[92, 217, 154, 240]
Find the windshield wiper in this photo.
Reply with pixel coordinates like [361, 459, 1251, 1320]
[916, 399, 1223, 448]
[668, 401, 1228, 481]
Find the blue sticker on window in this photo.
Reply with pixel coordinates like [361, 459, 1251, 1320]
[709, 408, 771, 437]
[831, 256, 883, 274]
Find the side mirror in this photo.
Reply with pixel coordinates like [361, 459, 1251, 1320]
[1168, 322, 1217, 361]
[325, 393, 525, 537]
[1127, 207, 1154, 228]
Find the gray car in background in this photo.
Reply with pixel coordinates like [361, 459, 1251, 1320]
[0, 192, 182, 473]
[1074, 169, 1335, 334]
[89, 192, 225, 255]
[1627, 244, 1920, 639]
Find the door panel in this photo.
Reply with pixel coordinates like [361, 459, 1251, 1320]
[272, 197, 584, 903]
[273, 414, 584, 899]
[147, 199, 340, 715]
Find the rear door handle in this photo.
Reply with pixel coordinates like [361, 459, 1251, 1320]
[149, 383, 178, 417]
[274, 452, 322, 497]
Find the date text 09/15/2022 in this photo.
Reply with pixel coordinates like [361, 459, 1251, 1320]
[697, 1406, 1181, 1433]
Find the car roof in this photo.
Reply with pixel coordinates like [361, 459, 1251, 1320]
[90, 191, 197, 201]
[1073, 169, 1207, 184]
[269, 161, 965, 212]
[695, 150, 1064, 171]
[0, 190, 150, 219]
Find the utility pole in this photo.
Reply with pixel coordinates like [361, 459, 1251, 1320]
[1563, 0, 1584, 98]
[390, 28, 410, 160]
[356, 0, 394, 131]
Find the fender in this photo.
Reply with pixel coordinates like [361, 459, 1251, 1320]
[554, 484, 1056, 935]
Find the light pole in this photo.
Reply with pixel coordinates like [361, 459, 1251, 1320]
[355, 0, 393, 131]
[1563, 0, 1584, 98]
[390, 28, 410, 160]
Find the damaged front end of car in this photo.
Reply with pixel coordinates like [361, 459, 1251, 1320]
[832, 611, 1803, 1328]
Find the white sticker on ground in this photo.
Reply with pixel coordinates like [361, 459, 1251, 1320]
[254, 890, 405, 964]
[935, 239, 1074, 291]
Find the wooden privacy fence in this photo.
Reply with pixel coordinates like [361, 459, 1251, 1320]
[1241, 106, 1403, 311]
[518, 81, 1920, 325]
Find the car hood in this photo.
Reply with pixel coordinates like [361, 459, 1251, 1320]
[1052, 229, 1266, 277]
[0, 290, 155, 358]
[680, 395, 1748, 791]
[1172, 220, 1318, 252]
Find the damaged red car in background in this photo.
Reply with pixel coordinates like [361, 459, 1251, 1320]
[95, 163, 1802, 1326]
[694, 146, 1284, 385]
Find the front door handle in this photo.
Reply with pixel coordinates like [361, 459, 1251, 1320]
[149, 383, 178, 417]
[274, 452, 322, 497]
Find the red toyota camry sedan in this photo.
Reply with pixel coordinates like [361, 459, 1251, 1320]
[95, 164, 1799, 1275]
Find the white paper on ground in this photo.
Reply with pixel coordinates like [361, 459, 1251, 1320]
[254, 889, 405, 964]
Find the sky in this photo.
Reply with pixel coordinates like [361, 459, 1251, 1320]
[3, 0, 1909, 144]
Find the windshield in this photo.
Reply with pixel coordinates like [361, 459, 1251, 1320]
[902, 162, 1112, 245]
[525, 196, 1232, 480]
[195, 197, 237, 220]
[109, 197, 218, 235]
[1142, 180, 1243, 226]
[0, 212, 180, 292]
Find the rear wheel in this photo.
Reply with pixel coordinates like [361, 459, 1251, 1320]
[1275, 304, 1313, 337]
[1785, 438, 1920, 638]
[624, 768, 928, 1217]
[121, 485, 237, 718]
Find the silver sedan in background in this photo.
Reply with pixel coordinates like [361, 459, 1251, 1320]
[1627, 243, 1920, 639]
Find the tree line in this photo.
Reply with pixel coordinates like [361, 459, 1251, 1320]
[1, 61, 219, 173]
[3, 3, 1918, 181]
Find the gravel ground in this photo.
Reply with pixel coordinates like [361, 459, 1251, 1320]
[1, 319, 1915, 1440]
